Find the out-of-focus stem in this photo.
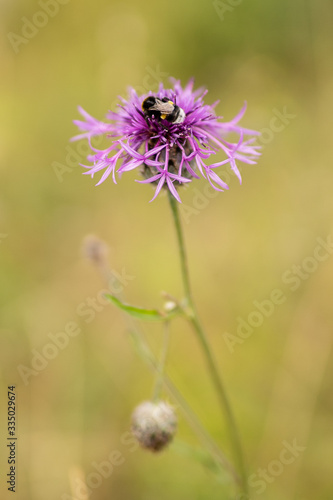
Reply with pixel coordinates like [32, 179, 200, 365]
[128, 329, 239, 485]
[168, 192, 248, 497]
[152, 321, 170, 402]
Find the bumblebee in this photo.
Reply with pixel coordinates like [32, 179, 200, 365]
[142, 96, 186, 124]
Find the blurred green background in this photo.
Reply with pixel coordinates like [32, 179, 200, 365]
[1, 0, 333, 498]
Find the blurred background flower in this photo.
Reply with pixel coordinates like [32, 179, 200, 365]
[1, 1, 333, 499]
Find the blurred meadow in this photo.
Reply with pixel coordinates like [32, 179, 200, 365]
[1, 0, 333, 498]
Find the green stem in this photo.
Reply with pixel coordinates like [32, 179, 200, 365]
[168, 192, 248, 497]
[153, 321, 170, 402]
[168, 191, 192, 303]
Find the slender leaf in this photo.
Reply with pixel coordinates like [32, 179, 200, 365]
[104, 293, 175, 321]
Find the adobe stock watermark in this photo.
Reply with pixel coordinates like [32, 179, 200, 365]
[235, 439, 306, 499]
[17, 267, 135, 385]
[248, 439, 306, 494]
[180, 180, 223, 224]
[7, 0, 71, 55]
[61, 431, 139, 500]
[133, 65, 169, 99]
[223, 235, 333, 353]
[213, 0, 243, 22]
[52, 135, 103, 183]
[256, 107, 296, 148]
[53, 65, 169, 183]
[106, 65, 169, 117]
[179, 106, 296, 225]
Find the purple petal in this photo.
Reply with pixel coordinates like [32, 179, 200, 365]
[136, 174, 162, 184]
[208, 170, 229, 190]
[230, 158, 242, 183]
[149, 176, 165, 202]
[166, 177, 182, 203]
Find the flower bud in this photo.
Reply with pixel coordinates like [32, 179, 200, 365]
[131, 401, 177, 452]
[163, 300, 177, 312]
[82, 234, 109, 267]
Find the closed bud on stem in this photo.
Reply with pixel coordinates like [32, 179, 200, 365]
[131, 401, 177, 452]
[82, 234, 109, 267]
[163, 300, 177, 312]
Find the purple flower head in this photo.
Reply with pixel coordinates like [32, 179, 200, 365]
[71, 79, 261, 202]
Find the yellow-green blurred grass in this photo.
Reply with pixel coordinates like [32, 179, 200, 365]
[1, 0, 333, 498]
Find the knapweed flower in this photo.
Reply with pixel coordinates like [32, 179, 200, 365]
[131, 401, 177, 452]
[72, 79, 261, 202]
